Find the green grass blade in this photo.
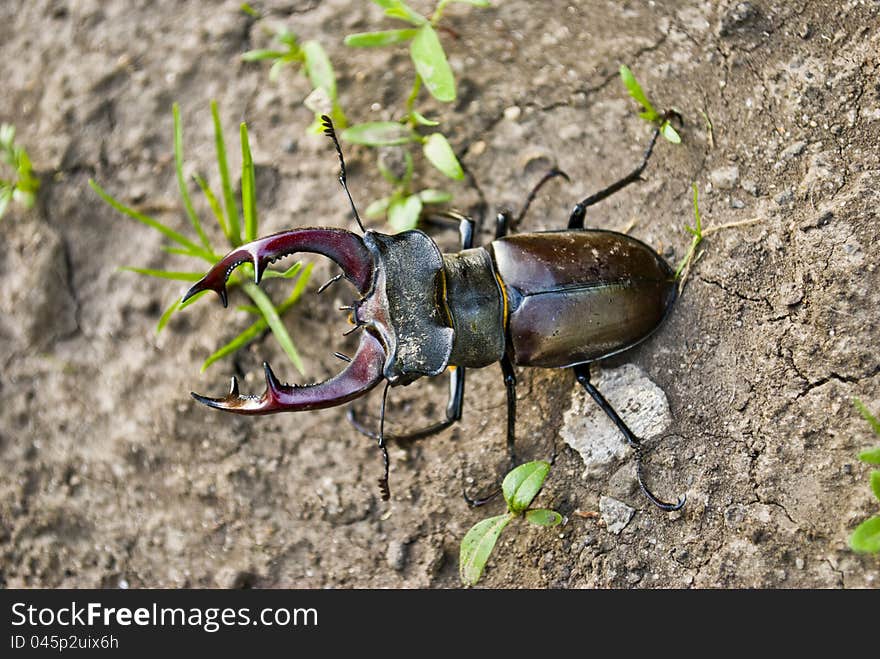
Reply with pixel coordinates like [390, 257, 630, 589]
[193, 173, 230, 241]
[243, 282, 304, 375]
[200, 265, 312, 371]
[242, 49, 287, 62]
[156, 297, 182, 334]
[89, 179, 215, 263]
[201, 318, 265, 371]
[276, 263, 312, 313]
[173, 103, 213, 252]
[120, 266, 204, 281]
[240, 122, 258, 242]
[345, 29, 419, 47]
[211, 101, 241, 246]
[262, 261, 303, 280]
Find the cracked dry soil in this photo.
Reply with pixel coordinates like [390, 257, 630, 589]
[1, 1, 878, 588]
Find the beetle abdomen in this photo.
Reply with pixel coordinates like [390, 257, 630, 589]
[490, 230, 676, 368]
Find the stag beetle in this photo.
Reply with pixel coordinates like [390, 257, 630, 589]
[183, 115, 686, 511]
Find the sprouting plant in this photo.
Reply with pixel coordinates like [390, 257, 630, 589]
[0, 123, 40, 220]
[90, 102, 312, 373]
[619, 65, 681, 144]
[673, 184, 763, 293]
[675, 182, 704, 285]
[242, 28, 347, 133]
[342, 0, 490, 231]
[459, 461, 562, 586]
[850, 399, 880, 554]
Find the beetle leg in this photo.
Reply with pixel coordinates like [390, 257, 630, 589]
[463, 356, 518, 507]
[567, 111, 683, 229]
[572, 364, 686, 511]
[421, 210, 476, 249]
[376, 381, 392, 501]
[347, 366, 465, 442]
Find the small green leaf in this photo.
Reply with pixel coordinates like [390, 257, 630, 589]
[410, 110, 439, 126]
[241, 49, 286, 62]
[854, 399, 880, 436]
[365, 197, 391, 219]
[372, 0, 427, 25]
[410, 25, 455, 102]
[661, 121, 681, 144]
[859, 447, 880, 465]
[345, 29, 419, 48]
[871, 471, 880, 502]
[502, 460, 550, 513]
[303, 40, 337, 99]
[243, 282, 305, 375]
[387, 194, 422, 232]
[525, 509, 562, 527]
[849, 516, 880, 553]
[120, 267, 204, 281]
[240, 3, 259, 17]
[619, 65, 656, 117]
[459, 513, 513, 586]
[418, 189, 451, 204]
[423, 133, 464, 180]
[342, 122, 412, 146]
[240, 122, 258, 242]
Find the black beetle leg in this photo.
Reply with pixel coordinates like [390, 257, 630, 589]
[347, 366, 465, 442]
[463, 355, 518, 508]
[496, 169, 571, 239]
[573, 364, 686, 511]
[376, 381, 392, 501]
[568, 122, 664, 230]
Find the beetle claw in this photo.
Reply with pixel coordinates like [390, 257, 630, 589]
[182, 228, 374, 308]
[191, 331, 387, 415]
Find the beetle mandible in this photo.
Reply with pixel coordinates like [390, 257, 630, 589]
[183, 115, 686, 511]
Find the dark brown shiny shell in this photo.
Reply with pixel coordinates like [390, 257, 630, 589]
[489, 230, 676, 368]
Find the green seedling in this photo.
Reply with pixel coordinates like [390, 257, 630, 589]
[850, 399, 880, 554]
[619, 64, 681, 144]
[0, 123, 39, 220]
[674, 183, 762, 293]
[90, 102, 311, 374]
[459, 460, 562, 586]
[343, 0, 489, 231]
[242, 28, 347, 132]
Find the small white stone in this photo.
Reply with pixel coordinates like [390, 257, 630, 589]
[599, 496, 635, 535]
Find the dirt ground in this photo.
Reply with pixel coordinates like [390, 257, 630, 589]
[1, 0, 879, 589]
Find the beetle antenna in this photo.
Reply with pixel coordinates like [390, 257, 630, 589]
[321, 114, 366, 233]
[377, 381, 392, 501]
